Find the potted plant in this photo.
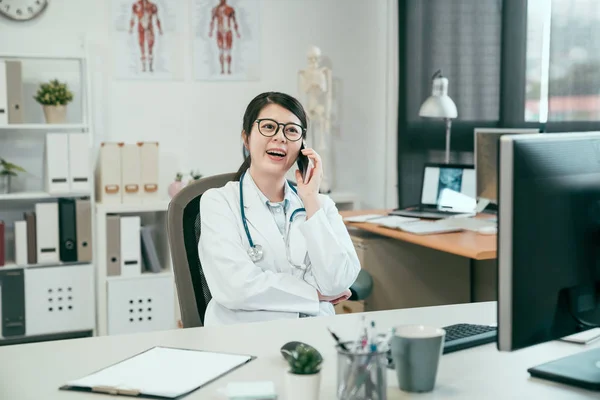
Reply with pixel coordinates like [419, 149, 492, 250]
[0, 158, 26, 194]
[283, 343, 323, 400]
[33, 78, 74, 124]
[190, 170, 203, 180]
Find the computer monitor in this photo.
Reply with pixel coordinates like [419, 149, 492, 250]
[474, 128, 540, 204]
[498, 131, 600, 390]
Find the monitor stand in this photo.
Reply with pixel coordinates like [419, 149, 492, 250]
[528, 347, 600, 391]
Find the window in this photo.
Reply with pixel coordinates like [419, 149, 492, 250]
[405, 0, 502, 122]
[526, 0, 600, 122]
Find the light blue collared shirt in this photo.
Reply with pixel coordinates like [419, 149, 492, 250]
[247, 174, 295, 236]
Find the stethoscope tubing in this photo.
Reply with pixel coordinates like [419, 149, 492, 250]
[239, 171, 306, 260]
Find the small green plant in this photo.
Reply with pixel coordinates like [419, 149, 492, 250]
[284, 343, 323, 375]
[34, 79, 74, 106]
[190, 170, 203, 180]
[174, 172, 183, 182]
[0, 158, 26, 176]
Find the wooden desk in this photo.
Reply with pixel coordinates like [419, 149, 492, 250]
[340, 209, 496, 260]
[0, 302, 595, 399]
[340, 210, 498, 308]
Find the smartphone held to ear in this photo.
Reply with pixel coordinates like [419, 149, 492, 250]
[297, 142, 311, 183]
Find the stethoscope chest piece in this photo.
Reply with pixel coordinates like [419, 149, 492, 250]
[247, 244, 264, 262]
[239, 171, 305, 266]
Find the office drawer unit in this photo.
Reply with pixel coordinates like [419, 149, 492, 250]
[107, 274, 176, 335]
[24, 264, 95, 336]
[349, 228, 470, 312]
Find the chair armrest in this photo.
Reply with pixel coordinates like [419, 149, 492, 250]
[349, 269, 373, 301]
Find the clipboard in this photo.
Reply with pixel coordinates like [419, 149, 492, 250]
[60, 346, 256, 399]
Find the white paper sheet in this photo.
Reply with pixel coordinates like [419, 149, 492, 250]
[369, 215, 420, 228]
[66, 347, 253, 398]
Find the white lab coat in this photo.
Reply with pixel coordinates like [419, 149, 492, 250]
[198, 173, 361, 326]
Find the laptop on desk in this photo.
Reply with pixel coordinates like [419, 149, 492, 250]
[391, 163, 477, 219]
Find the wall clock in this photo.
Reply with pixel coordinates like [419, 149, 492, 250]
[0, 0, 48, 22]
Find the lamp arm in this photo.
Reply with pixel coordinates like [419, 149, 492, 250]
[445, 118, 452, 164]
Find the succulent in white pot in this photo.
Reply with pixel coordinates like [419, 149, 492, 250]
[282, 343, 323, 400]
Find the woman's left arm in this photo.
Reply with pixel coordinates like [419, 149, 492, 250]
[298, 195, 361, 296]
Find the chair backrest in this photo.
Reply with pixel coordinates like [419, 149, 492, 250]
[167, 172, 236, 327]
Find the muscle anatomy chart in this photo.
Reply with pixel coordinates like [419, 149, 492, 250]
[192, 0, 260, 81]
[112, 0, 184, 80]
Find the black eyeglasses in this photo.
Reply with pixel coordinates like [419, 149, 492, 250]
[255, 118, 305, 142]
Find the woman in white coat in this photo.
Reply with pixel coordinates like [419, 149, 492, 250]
[198, 91, 361, 326]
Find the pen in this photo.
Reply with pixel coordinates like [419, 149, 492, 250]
[327, 327, 349, 351]
[341, 316, 368, 398]
[360, 316, 368, 351]
[354, 315, 367, 352]
[348, 321, 379, 398]
[368, 320, 377, 352]
[377, 327, 396, 351]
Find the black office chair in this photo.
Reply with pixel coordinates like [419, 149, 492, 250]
[167, 172, 373, 327]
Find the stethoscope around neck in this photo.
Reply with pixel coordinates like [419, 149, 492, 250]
[239, 171, 307, 268]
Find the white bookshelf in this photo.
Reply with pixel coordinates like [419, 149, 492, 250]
[106, 270, 173, 282]
[0, 38, 96, 345]
[2, 260, 90, 270]
[0, 191, 91, 201]
[96, 200, 171, 214]
[94, 200, 178, 336]
[0, 123, 88, 131]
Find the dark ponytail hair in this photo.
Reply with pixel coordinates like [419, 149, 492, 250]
[233, 91, 308, 181]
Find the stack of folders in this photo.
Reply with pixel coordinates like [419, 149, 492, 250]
[106, 215, 162, 277]
[96, 142, 160, 205]
[3, 198, 93, 267]
[0, 60, 24, 125]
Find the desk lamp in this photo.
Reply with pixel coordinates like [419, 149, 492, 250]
[419, 70, 458, 163]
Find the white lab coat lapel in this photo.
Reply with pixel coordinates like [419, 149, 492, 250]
[242, 175, 289, 272]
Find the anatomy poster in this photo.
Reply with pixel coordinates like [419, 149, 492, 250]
[192, 0, 261, 81]
[112, 0, 185, 80]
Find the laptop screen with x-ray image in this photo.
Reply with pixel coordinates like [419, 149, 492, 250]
[420, 163, 476, 208]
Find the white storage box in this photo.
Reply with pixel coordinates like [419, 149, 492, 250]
[107, 274, 176, 336]
[24, 264, 95, 336]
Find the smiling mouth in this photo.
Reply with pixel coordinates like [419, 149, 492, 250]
[266, 150, 287, 159]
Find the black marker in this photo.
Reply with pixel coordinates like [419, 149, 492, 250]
[328, 327, 349, 351]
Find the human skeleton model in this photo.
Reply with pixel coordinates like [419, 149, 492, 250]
[298, 46, 334, 193]
[129, 0, 163, 73]
[208, 0, 241, 75]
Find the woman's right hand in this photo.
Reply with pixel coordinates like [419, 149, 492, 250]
[318, 289, 352, 305]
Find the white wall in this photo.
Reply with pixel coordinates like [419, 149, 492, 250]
[0, 0, 397, 209]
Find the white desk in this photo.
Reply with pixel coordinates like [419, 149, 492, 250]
[0, 302, 598, 399]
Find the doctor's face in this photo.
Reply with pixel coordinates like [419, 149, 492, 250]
[245, 103, 304, 178]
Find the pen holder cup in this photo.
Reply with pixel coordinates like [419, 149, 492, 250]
[336, 341, 388, 400]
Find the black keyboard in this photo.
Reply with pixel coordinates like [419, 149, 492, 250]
[442, 323, 497, 354]
[386, 323, 497, 368]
